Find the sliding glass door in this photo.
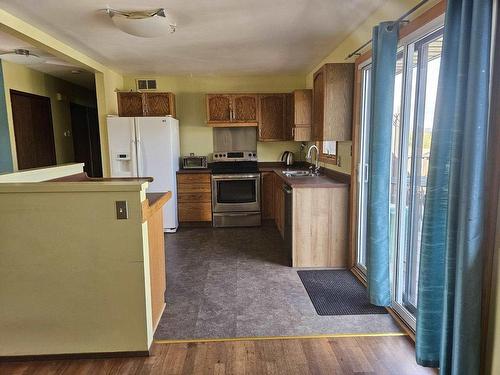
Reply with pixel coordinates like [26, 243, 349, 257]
[355, 26, 443, 329]
[356, 63, 372, 274]
[391, 29, 443, 327]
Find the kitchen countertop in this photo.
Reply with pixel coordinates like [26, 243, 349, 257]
[272, 168, 348, 188]
[177, 163, 349, 188]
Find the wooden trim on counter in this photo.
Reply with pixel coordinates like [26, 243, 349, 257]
[49, 174, 154, 184]
[320, 167, 351, 185]
[142, 191, 172, 223]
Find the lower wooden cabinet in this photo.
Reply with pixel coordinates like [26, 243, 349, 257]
[261, 171, 284, 238]
[273, 173, 285, 238]
[260, 170, 348, 267]
[261, 172, 275, 219]
[177, 173, 212, 222]
[292, 187, 348, 268]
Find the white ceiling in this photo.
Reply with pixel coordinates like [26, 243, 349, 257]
[0, 32, 96, 89]
[0, 0, 386, 76]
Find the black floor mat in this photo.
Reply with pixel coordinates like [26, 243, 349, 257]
[297, 270, 388, 316]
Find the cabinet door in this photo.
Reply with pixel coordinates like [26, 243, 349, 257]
[294, 89, 312, 126]
[261, 172, 275, 219]
[258, 94, 286, 141]
[117, 92, 144, 117]
[232, 95, 258, 123]
[323, 64, 354, 141]
[312, 69, 325, 141]
[273, 174, 285, 238]
[285, 93, 294, 141]
[207, 94, 232, 123]
[144, 92, 175, 117]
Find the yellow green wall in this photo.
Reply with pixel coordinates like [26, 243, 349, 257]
[0, 180, 153, 355]
[0, 8, 124, 177]
[122, 75, 306, 161]
[2, 60, 96, 169]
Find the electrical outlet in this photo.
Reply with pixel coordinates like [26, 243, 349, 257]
[115, 201, 128, 220]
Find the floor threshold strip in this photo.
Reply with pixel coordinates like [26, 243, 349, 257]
[154, 332, 408, 344]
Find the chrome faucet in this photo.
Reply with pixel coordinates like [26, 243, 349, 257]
[306, 144, 320, 175]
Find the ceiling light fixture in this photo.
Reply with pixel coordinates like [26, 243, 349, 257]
[105, 7, 176, 38]
[0, 49, 45, 65]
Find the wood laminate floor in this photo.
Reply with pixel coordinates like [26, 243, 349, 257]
[0, 336, 437, 374]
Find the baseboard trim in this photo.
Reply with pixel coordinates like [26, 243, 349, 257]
[0, 350, 150, 362]
[154, 332, 407, 345]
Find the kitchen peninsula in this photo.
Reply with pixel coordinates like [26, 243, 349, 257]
[0, 164, 170, 358]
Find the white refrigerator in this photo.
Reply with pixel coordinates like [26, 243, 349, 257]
[107, 116, 180, 232]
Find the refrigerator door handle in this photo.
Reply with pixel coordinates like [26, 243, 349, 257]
[136, 138, 147, 177]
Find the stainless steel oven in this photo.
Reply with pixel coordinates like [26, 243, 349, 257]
[211, 173, 261, 227]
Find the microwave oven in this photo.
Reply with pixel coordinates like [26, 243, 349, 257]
[182, 155, 208, 169]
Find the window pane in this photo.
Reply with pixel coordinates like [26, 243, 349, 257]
[390, 29, 443, 325]
[403, 34, 443, 311]
[322, 141, 337, 156]
[356, 64, 372, 272]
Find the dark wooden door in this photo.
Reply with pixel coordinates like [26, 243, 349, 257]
[10, 90, 56, 170]
[258, 94, 286, 141]
[70, 103, 102, 177]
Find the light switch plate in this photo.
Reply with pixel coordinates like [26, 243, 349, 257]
[115, 201, 128, 220]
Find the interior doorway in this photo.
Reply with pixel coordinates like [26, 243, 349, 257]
[70, 103, 102, 177]
[10, 90, 56, 170]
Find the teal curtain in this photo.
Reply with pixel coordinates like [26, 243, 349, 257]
[0, 61, 13, 173]
[416, 0, 492, 373]
[366, 22, 399, 307]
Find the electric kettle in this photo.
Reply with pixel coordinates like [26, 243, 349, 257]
[280, 151, 294, 166]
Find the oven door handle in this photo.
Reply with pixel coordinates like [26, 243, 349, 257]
[211, 174, 260, 180]
[220, 213, 257, 217]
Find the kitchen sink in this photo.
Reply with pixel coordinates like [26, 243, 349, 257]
[282, 170, 314, 177]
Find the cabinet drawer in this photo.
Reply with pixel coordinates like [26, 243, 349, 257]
[179, 202, 212, 222]
[178, 192, 212, 203]
[177, 173, 211, 184]
[177, 183, 211, 193]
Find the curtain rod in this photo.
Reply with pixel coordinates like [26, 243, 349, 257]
[345, 0, 431, 60]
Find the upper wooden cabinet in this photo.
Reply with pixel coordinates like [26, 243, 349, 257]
[117, 92, 144, 117]
[206, 94, 258, 126]
[206, 94, 232, 123]
[117, 92, 176, 117]
[233, 95, 258, 122]
[144, 92, 176, 117]
[287, 89, 312, 142]
[312, 63, 354, 141]
[258, 94, 286, 141]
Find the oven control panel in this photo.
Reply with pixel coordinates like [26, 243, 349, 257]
[213, 151, 257, 162]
